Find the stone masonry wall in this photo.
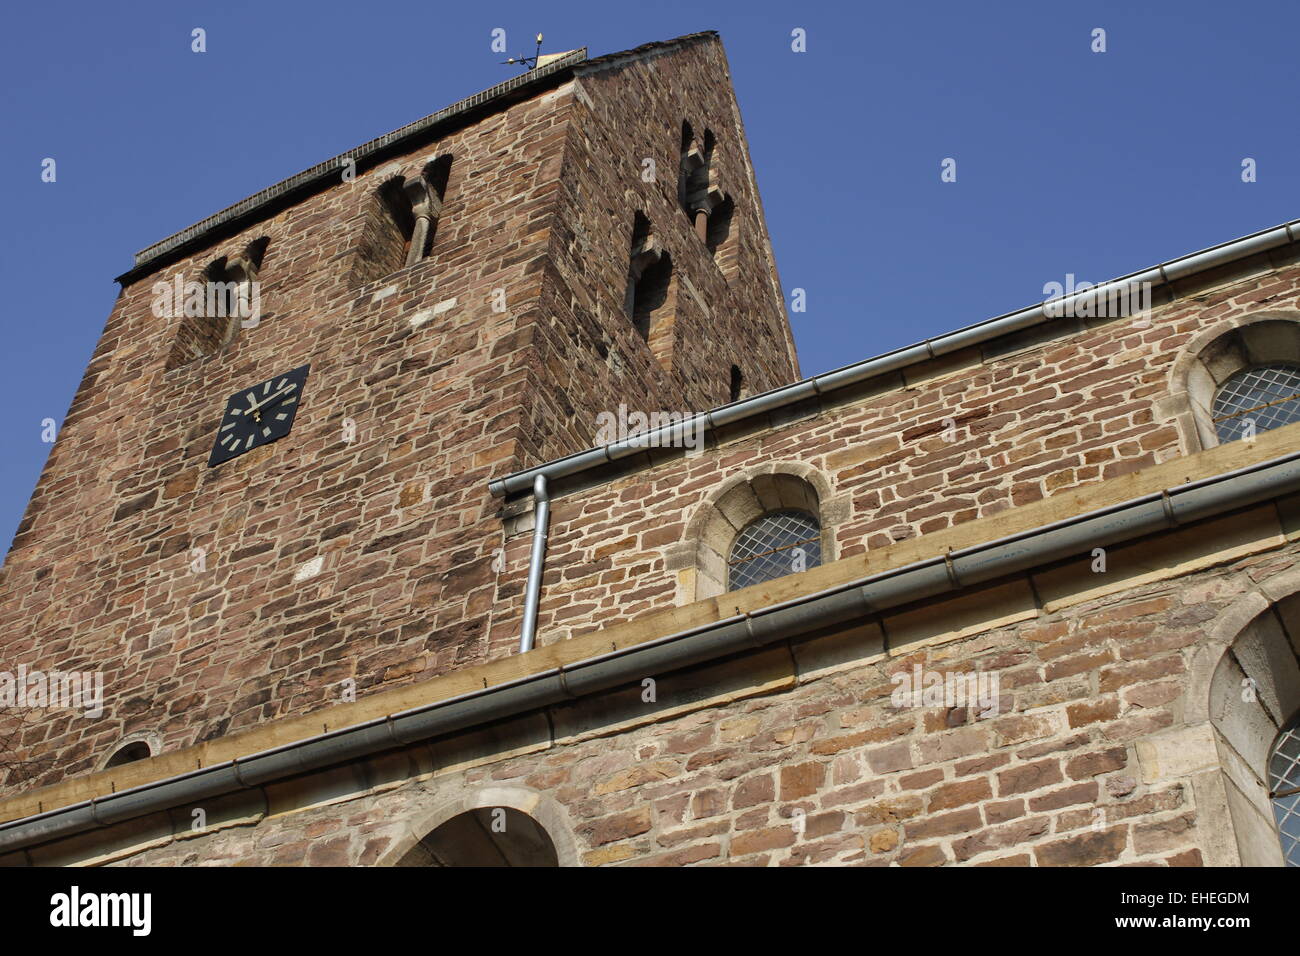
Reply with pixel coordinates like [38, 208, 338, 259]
[70, 524, 1296, 867]
[515, 39, 796, 469]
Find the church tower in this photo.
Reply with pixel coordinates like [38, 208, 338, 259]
[0, 32, 796, 793]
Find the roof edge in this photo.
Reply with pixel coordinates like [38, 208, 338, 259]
[117, 48, 588, 284]
[116, 30, 724, 285]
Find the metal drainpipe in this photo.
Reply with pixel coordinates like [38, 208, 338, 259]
[518, 474, 550, 653]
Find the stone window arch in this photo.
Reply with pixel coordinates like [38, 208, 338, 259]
[356, 156, 452, 285]
[98, 731, 161, 771]
[1165, 313, 1300, 452]
[397, 807, 558, 866]
[378, 785, 579, 867]
[163, 236, 270, 371]
[672, 465, 847, 603]
[678, 122, 730, 260]
[1205, 595, 1300, 865]
[624, 211, 675, 364]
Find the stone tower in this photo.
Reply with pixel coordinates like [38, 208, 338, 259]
[0, 32, 797, 793]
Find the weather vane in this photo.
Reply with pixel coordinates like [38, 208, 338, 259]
[503, 33, 545, 70]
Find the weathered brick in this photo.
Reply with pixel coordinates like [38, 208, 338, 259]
[1034, 827, 1128, 866]
[1065, 747, 1128, 780]
[998, 759, 1064, 796]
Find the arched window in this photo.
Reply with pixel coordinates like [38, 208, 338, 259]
[1168, 317, 1300, 452]
[357, 156, 453, 286]
[1207, 595, 1300, 865]
[728, 509, 821, 591]
[164, 237, 270, 370]
[104, 741, 151, 769]
[677, 470, 841, 602]
[624, 212, 674, 351]
[380, 157, 451, 269]
[1270, 714, 1300, 867]
[1212, 363, 1300, 444]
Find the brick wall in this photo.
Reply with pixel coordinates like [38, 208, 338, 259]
[524, 262, 1300, 645]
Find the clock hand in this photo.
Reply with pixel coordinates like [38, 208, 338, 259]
[247, 386, 290, 413]
[244, 385, 294, 420]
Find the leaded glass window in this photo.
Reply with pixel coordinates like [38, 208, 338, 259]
[1270, 715, 1300, 867]
[728, 510, 821, 591]
[1212, 363, 1300, 443]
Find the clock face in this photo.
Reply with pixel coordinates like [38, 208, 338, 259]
[208, 364, 310, 467]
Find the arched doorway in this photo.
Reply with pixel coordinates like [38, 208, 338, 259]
[396, 807, 559, 867]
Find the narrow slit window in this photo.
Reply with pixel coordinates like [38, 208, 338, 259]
[729, 365, 745, 402]
[624, 212, 672, 342]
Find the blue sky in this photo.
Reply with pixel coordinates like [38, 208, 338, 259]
[1, 0, 1297, 558]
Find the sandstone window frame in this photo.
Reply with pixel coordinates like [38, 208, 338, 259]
[1200, 593, 1300, 866]
[624, 211, 676, 364]
[98, 731, 161, 771]
[163, 235, 270, 371]
[377, 785, 580, 867]
[670, 464, 847, 604]
[1164, 312, 1300, 453]
[364, 155, 453, 283]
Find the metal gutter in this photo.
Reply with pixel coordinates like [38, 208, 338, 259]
[5, 445, 1300, 855]
[489, 218, 1300, 499]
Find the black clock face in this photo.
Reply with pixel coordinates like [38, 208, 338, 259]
[208, 364, 310, 467]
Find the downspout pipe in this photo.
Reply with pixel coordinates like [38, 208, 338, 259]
[6, 447, 1300, 855]
[519, 474, 550, 654]
[489, 219, 1300, 499]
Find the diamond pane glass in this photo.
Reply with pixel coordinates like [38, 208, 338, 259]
[728, 510, 821, 591]
[1212, 363, 1300, 443]
[1270, 718, 1300, 867]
